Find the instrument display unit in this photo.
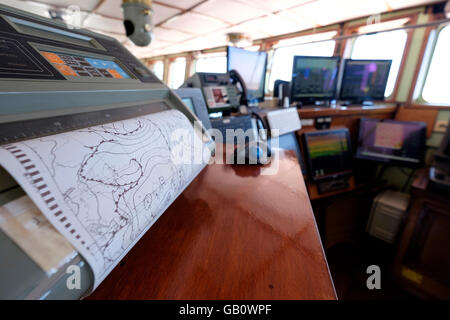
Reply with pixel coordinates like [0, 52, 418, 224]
[0, 3, 215, 300]
[227, 46, 267, 104]
[356, 118, 427, 167]
[0, 6, 158, 83]
[339, 59, 392, 103]
[290, 56, 340, 105]
[174, 88, 212, 130]
[181, 72, 240, 113]
[303, 129, 353, 182]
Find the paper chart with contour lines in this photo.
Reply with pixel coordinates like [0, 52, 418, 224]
[0, 109, 209, 291]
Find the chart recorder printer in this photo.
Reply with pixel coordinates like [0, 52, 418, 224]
[0, 3, 214, 299]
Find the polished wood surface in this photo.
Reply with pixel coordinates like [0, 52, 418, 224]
[88, 147, 336, 300]
[258, 103, 396, 119]
[298, 104, 397, 118]
[395, 105, 438, 137]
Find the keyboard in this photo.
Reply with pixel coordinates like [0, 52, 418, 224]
[210, 115, 256, 142]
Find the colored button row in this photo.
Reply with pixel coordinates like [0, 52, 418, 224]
[41, 51, 125, 79]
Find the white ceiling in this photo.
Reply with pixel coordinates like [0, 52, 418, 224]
[1, 0, 442, 58]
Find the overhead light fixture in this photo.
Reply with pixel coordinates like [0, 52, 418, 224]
[226, 32, 252, 48]
[122, 0, 153, 47]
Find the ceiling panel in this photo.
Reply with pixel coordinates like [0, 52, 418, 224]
[181, 34, 228, 51]
[125, 44, 158, 58]
[139, 46, 169, 58]
[155, 0, 204, 10]
[193, 0, 267, 24]
[236, 0, 313, 13]
[386, 0, 440, 10]
[146, 38, 173, 49]
[152, 3, 182, 25]
[83, 13, 125, 34]
[275, 10, 318, 30]
[233, 14, 313, 38]
[33, 0, 100, 11]
[159, 43, 191, 55]
[95, 0, 182, 23]
[5, 0, 439, 59]
[162, 11, 228, 35]
[2, 0, 51, 17]
[223, 25, 268, 41]
[153, 27, 193, 42]
[290, 0, 389, 26]
[95, 0, 122, 19]
[94, 29, 129, 43]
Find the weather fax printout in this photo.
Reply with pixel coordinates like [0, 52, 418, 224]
[0, 110, 209, 291]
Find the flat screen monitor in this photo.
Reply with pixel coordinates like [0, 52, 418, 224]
[174, 88, 212, 130]
[290, 56, 340, 104]
[303, 129, 353, 181]
[356, 118, 427, 167]
[340, 59, 392, 103]
[182, 97, 195, 112]
[227, 46, 267, 103]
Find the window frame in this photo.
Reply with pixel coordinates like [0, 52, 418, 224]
[265, 30, 340, 95]
[168, 56, 187, 89]
[414, 24, 450, 108]
[342, 13, 417, 103]
[193, 52, 227, 74]
[349, 29, 409, 99]
[148, 59, 165, 81]
[267, 40, 337, 94]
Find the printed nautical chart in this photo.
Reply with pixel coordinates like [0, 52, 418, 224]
[0, 110, 209, 290]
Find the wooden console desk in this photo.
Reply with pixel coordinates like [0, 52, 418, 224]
[393, 168, 450, 299]
[88, 147, 336, 300]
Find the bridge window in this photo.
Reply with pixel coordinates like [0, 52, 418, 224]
[195, 55, 227, 73]
[422, 25, 450, 105]
[169, 57, 186, 89]
[150, 60, 164, 81]
[268, 32, 337, 92]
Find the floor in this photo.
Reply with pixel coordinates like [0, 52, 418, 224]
[326, 236, 416, 300]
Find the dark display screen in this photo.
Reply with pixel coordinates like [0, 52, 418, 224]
[204, 74, 218, 82]
[304, 129, 353, 180]
[227, 46, 267, 102]
[356, 118, 427, 166]
[291, 56, 339, 102]
[340, 59, 391, 102]
[181, 97, 195, 113]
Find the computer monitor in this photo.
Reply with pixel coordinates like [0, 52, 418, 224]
[356, 118, 427, 167]
[290, 56, 340, 104]
[174, 88, 212, 130]
[303, 129, 353, 181]
[340, 59, 392, 103]
[227, 46, 267, 103]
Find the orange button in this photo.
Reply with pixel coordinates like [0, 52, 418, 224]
[41, 51, 64, 64]
[107, 69, 123, 79]
[54, 64, 78, 77]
